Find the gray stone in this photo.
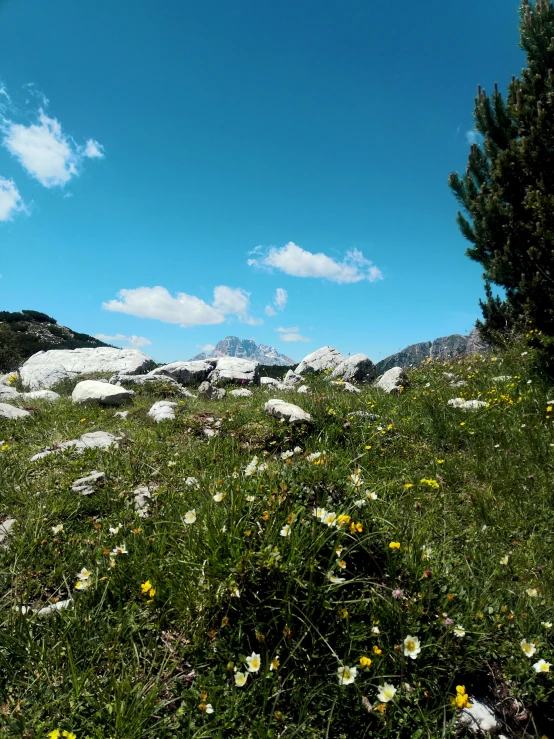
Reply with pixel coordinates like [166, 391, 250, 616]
[230, 388, 252, 397]
[457, 698, 502, 734]
[295, 346, 345, 376]
[0, 386, 20, 400]
[37, 599, 73, 618]
[467, 327, 490, 355]
[297, 385, 310, 394]
[148, 401, 178, 422]
[447, 398, 488, 410]
[23, 390, 61, 401]
[198, 381, 226, 400]
[20, 347, 153, 390]
[375, 367, 407, 394]
[430, 334, 469, 360]
[0, 403, 31, 419]
[72, 380, 133, 406]
[208, 357, 259, 385]
[147, 360, 215, 385]
[330, 380, 361, 394]
[113, 410, 129, 419]
[110, 372, 195, 396]
[282, 370, 303, 386]
[347, 411, 380, 420]
[264, 399, 312, 424]
[203, 427, 217, 437]
[71, 470, 105, 496]
[328, 354, 377, 384]
[492, 376, 512, 382]
[0, 518, 16, 547]
[30, 431, 120, 461]
[0, 371, 18, 386]
[260, 376, 281, 387]
[450, 380, 467, 388]
[134, 485, 155, 517]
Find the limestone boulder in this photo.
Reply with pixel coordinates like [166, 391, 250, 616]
[208, 357, 259, 385]
[0, 403, 31, 419]
[447, 398, 488, 410]
[264, 399, 312, 424]
[72, 380, 133, 406]
[23, 390, 61, 401]
[330, 380, 360, 394]
[149, 360, 214, 385]
[198, 381, 226, 400]
[19, 347, 153, 390]
[0, 518, 16, 547]
[30, 431, 120, 461]
[110, 372, 195, 396]
[328, 354, 377, 384]
[282, 370, 303, 386]
[0, 386, 20, 400]
[71, 471, 105, 496]
[230, 388, 252, 397]
[295, 347, 345, 376]
[148, 401, 178, 422]
[375, 367, 407, 394]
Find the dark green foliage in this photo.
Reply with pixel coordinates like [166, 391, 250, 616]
[449, 0, 554, 342]
[259, 364, 296, 380]
[21, 310, 57, 324]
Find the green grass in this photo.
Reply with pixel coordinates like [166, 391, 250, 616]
[1, 345, 553, 738]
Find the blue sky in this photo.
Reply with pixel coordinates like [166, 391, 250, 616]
[0, 0, 523, 363]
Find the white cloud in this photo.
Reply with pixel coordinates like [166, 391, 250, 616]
[276, 326, 310, 342]
[94, 333, 152, 348]
[249, 242, 383, 284]
[2, 106, 104, 188]
[84, 139, 104, 159]
[265, 286, 288, 316]
[197, 343, 215, 352]
[265, 304, 277, 316]
[276, 326, 299, 333]
[102, 285, 262, 327]
[0, 176, 26, 221]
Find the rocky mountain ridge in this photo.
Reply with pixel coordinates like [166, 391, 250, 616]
[191, 336, 295, 366]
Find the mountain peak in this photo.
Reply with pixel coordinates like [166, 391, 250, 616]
[190, 336, 295, 366]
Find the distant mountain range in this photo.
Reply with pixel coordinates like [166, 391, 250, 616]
[191, 336, 295, 366]
[0, 310, 109, 373]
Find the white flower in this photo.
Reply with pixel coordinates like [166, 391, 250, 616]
[306, 451, 322, 462]
[51, 524, 63, 534]
[366, 491, 378, 500]
[377, 683, 397, 702]
[500, 555, 509, 565]
[314, 507, 327, 520]
[541, 621, 552, 629]
[109, 557, 116, 568]
[246, 495, 256, 502]
[294, 446, 303, 454]
[520, 639, 537, 657]
[533, 659, 551, 673]
[372, 626, 380, 635]
[205, 703, 214, 713]
[231, 587, 240, 598]
[453, 625, 466, 638]
[323, 511, 337, 527]
[184, 510, 196, 524]
[244, 456, 259, 476]
[421, 546, 432, 560]
[246, 652, 261, 672]
[77, 567, 91, 581]
[526, 588, 538, 597]
[403, 635, 421, 659]
[281, 450, 294, 460]
[75, 579, 91, 590]
[280, 524, 291, 537]
[349, 473, 362, 487]
[109, 524, 121, 535]
[213, 492, 225, 502]
[327, 572, 345, 584]
[337, 665, 357, 685]
[184, 476, 199, 487]
[258, 462, 268, 473]
[336, 559, 346, 569]
[234, 671, 248, 687]
[111, 544, 128, 555]
[167, 461, 176, 467]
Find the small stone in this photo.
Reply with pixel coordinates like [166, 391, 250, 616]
[492, 375, 512, 382]
[0, 386, 20, 400]
[0, 518, 16, 547]
[148, 401, 178, 422]
[198, 381, 226, 400]
[134, 485, 155, 517]
[72, 380, 133, 406]
[375, 367, 407, 394]
[282, 370, 303, 386]
[0, 403, 31, 419]
[230, 388, 252, 397]
[23, 390, 61, 400]
[260, 376, 282, 387]
[447, 398, 488, 409]
[36, 599, 73, 618]
[297, 385, 310, 394]
[208, 357, 259, 386]
[203, 427, 217, 437]
[450, 380, 468, 388]
[71, 470, 105, 496]
[113, 410, 129, 419]
[348, 411, 380, 420]
[30, 431, 120, 461]
[457, 698, 502, 734]
[264, 399, 312, 424]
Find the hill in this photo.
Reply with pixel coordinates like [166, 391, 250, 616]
[191, 336, 295, 366]
[0, 310, 110, 373]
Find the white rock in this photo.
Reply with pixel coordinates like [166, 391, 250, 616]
[295, 346, 345, 375]
[134, 485, 155, 517]
[450, 381, 467, 388]
[260, 377, 281, 387]
[264, 399, 312, 424]
[111, 372, 195, 396]
[0, 518, 16, 547]
[149, 360, 214, 384]
[375, 367, 407, 394]
[148, 400, 178, 422]
[457, 698, 502, 734]
[30, 431, 120, 461]
[20, 347, 153, 390]
[23, 390, 61, 401]
[282, 370, 303, 386]
[330, 380, 361, 394]
[36, 599, 73, 618]
[0, 403, 31, 419]
[548, 399, 554, 405]
[492, 376, 512, 382]
[72, 380, 133, 406]
[328, 354, 377, 384]
[230, 388, 252, 397]
[443, 372, 454, 379]
[198, 381, 226, 400]
[297, 385, 310, 394]
[71, 470, 105, 496]
[113, 410, 129, 419]
[0, 371, 18, 386]
[0, 386, 20, 400]
[208, 357, 259, 385]
[447, 398, 488, 410]
[184, 476, 199, 487]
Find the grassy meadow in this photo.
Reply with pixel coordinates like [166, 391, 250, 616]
[1, 344, 553, 738]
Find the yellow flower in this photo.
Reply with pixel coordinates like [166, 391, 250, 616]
[62, 732, 76, 739]
[270, 657, 280, 671]
[80, 418, 86, 423]
[141, 580, 153, 594]
[360, 656, 372, 668]
[372, 645, 382, 655]
[451, 685, 471, 709]
[1, 444, 8, 451]
[365, 445, 372, 450]
[336, 514, 351, 527]
[404, 483, 413, 489]
[437, 459, 444, 464]
[48, 731, 61, 739]
[420, 478, 439, 490]
[389, 541, 401, 550]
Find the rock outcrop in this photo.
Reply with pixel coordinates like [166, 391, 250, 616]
[377, 330, 489, 373]
[375, 367, 407, 394]
[328, 354, 377, 384]
[72, 380, 134, 406]
[191, 336, 294, 367]
[295, 347, 345, 375]
[264, 399, 312, 424]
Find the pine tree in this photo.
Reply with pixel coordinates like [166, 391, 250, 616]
[449, 0, 554, 344]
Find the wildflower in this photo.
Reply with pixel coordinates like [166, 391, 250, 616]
[63, 733, 77, 739]
[389, 541, 401, 550]
[80, 418, 86, 423]
[213, 492, 225, 502]
[111, 544, 128, 555]
[51, 524, 63, 534]
[444, 617, 454, 627]
[323, 511, 337, 527]
[541, 621, 552, 629]
[246, 495, 255, 502]
[141, 580, 153, 594]
[353, 498, 367, 507]
[281, 450, 294, 460]
[167, 461, 176, 467]
[337, 514, 351, 527]
[453, 625, 466, 638]
[109, 524, 121, 534]
[77, 567, 91, 581]
[198, 702, 214, 713]
[234, 671, 248, 687]
[184, 510, 197, 524]
[327, 572, 345, 584]
[404, 483, 413, 489]
[366, 491, 378, 500]
[424, 568, 433, 578]
[372, 626, 380, 634]
[526, 588, 538, 597]
[365, 445, 372, 450]
[231, 586, 240, 597]
[246, 652, 261, 672]
[1, 444, 8, 451]
[360, 656, 372, 668]
[349, 473, 362, 486]
[403, 635, 421, 659]
[48, 732, 61, 739]
[520, 639, 537, 657]
[533, 659, 551, 673]
[372, 645, 382, 655]
[392, 589, 403, 599]
[349, 521, 363, 534]
[437, 459, 444, 464]
[280, 524, 291, 537]
[377, 683, 397, 703]
[306, 451, 323, 462]
[337, 665, 357, 685]
[184, 476, 199, 487]
[500, 555, 509, 565]
[75, 579, 91, 590]
[270, 657, 280, 670]
[294, 446, 303, 454]
[421, 545, 432, 560]
[420, 478, 439, 490]
[244, 456, 259, 476]
[451, 685, 471, 709]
